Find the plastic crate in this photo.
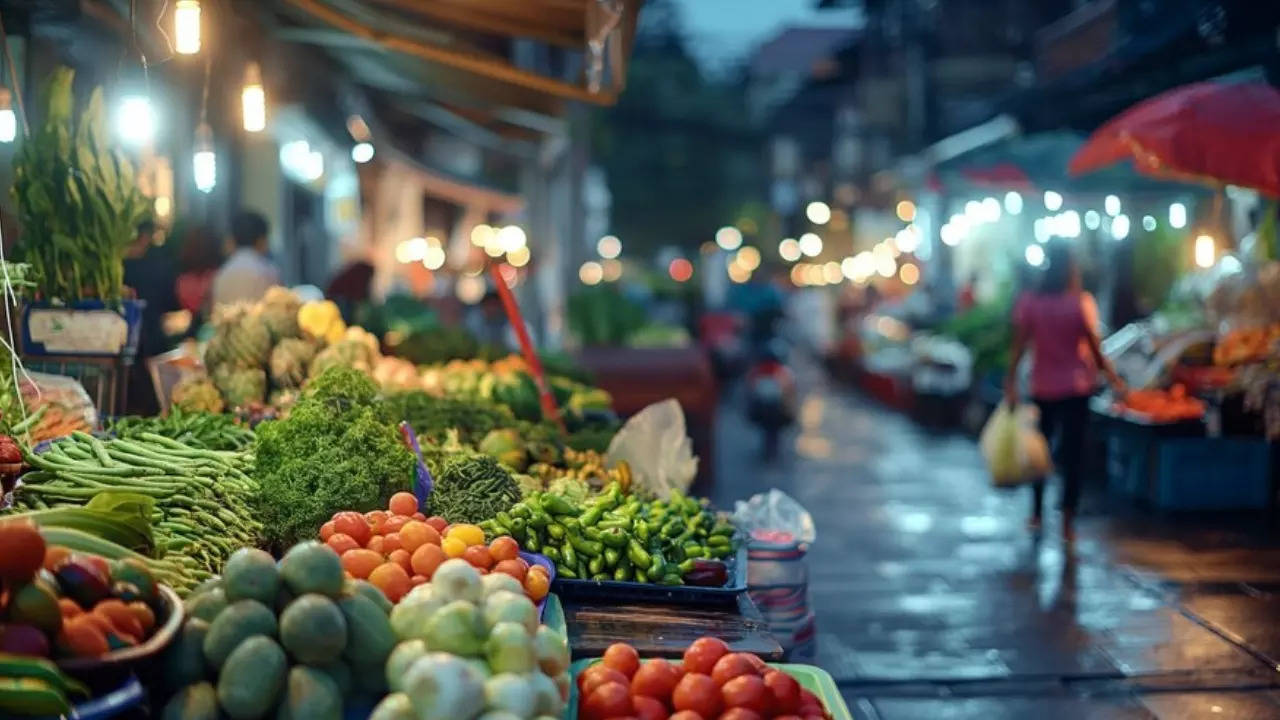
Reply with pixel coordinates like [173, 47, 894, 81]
[1152, 437, 1272, 511]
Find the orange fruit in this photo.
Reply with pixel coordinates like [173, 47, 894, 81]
[0, 519, 44, 583]
[340, 549, 384, 580]
[43, 546, 72, 573]
[58, 615, 108, 657]
[524, 570, 550, 601]
[382, 533, 403, 553]
[127, 601, 155, 633]
[319, 521, 337, 541]
[364, 510, 388, 535]
[410, 544, 447, 578]
[93, 599, 143, 639]
[441, 536, 467, 559]
[493, 559, 527, 584]
[58, 597, 83, 619]
[388, 549, 412, 574]
[326, 533, 360, 556]
[398, 522, 440, 553]
[332, 512, 371, 546]
[366, 536, 385, 554]
[368, 563, 411, 603]
[462, 545, 494, 570]
[489, 536, 519, 562]
[383, 515, 410, 535]
[388, 492, 419, 517]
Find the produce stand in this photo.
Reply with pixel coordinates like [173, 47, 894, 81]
[561, 594, 784, 661]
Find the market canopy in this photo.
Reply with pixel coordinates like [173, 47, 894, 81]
[935, 131, 1198, 197]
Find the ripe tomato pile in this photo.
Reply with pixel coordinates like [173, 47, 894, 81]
[577, 638, 833, 720]
[318, 491, 550, 604]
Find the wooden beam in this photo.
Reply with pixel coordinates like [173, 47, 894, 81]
[283, 0, 616, 105]
[366, 0, 582, 48]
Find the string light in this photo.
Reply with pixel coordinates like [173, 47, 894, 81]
[597, 235, 621, 259]
[174, 0, 201, 55]
[1004, 191, 1023, 215]
[0, 89, 16, 143]
[1195, 234, 1215, 268]
[241, 62, 266, 133]
[798, 233, 823, 257]
[715, 227, 742, 251]
[351, 142, 374, 163]
[471, 224, 494, 247]
[1043, 191, 1063, 211]
[507, 246, 530, 268]
[1169, 203, 1187, 229]
[668, 258, 693, 282]
[193, 122, 216, 193]
[896, 200, 916, 222]
[579, 261, 603, 285]
[806, 201, 831, 225]
[778, 238, 801, 262]
[1104, 195, 1121, 217]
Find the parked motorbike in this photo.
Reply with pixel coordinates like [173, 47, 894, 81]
[745, 338, 797, 461]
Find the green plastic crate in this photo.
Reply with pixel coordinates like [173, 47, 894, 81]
[565, 658, 853, 719]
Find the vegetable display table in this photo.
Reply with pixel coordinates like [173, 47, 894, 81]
[561, 593, 784, 661]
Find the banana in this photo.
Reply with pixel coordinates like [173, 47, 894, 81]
[0, 654, 90, 699]
[0, 677, 73, 716]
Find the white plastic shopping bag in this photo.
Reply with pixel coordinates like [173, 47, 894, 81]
[606, 399, 699, 498]
[980, 403, 1052, 487]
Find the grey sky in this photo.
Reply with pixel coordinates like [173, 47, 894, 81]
[675, 0, 861, 71]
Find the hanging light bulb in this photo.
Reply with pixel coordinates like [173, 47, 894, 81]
[193, 122, 216, 193]
[241, 62, 266, 133]
[174, 0, 201, 55]
[116, 95, 156, 147]
[0, 88, 15, 143]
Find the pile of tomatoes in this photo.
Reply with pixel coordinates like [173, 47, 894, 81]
[577, 638, 833, 720]
[1117, 384, 1205, 423]
[318, 491, 550, 604]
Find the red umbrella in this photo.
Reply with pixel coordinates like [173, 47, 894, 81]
[1068, 82, 1280, 197]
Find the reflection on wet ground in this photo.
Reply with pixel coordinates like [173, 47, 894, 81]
[712, 367, 1280, 719]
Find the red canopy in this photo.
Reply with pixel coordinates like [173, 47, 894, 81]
[1068, 82, 1280, 197]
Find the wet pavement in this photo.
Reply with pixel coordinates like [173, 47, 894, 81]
[711, 364, 1280, 719]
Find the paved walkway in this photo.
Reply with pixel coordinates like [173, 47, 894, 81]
[711, 366, 1280, 719]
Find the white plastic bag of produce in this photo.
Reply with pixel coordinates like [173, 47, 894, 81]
[733, 489, 816, 545]
[606, 398, 698, 498]
[980, 403, 1051, 487]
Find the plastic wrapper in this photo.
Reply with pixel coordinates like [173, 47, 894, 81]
[733, 489, 816, 545]
[980, 403, 1051, 487]
[18, 371, 97, 444]
[605, 398, 698, 498]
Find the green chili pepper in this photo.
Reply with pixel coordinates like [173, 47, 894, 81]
[524, 533, 540, 552]
[599, 527, 629, 549]
[678, 558, 696, 573]
[634, 520, 651, 542]
[591, 572, 610, 581]
[584, 526, 602, 542]
[659, 573, 683, 586]
[539, 493, 578, 516]
[683, 544, 706, 559]
[489, 523, 511, 537]
[661, 520, 684, 539]
[627, 539, 652, 570]
[510, 517, 527, 534]
[558, 565, 578, 579]
[562, 542, 577, 568]
[496, 511, 515, 528]
[709, 544, 732, 559]
[707, 534, 731, 547]
[510, 504, 532, 519]
[588, 556, 604, 575]
[579, 505, 605, 527]
[613, 564, 630, 581]
[562, 517, 581, 533]
[547, 523, 567, 540]
[542, 546, 562, 563]
[646, 550, 666, 581]
[528, 510, 551, 528]
[568, 532, 602, 557]
[711, 522, 735, 537]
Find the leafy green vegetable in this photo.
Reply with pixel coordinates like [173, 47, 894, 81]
[11, 67, 150, 302]
[387, 391, 514, 445]
[253, 367, 414, 551]
[425, 453, 520, 525]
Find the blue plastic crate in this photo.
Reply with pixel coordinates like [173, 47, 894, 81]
[1153, 437, 1272, 511]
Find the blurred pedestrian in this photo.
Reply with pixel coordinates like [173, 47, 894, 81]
[326, 260, 375, 324]
[1004, 243, 1124, 540]
[211, 211, 279, 307]
[175, 226, 222, 329]
[123, 218, 177, 413]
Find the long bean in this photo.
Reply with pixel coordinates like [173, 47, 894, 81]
[9, 431, 261, 594]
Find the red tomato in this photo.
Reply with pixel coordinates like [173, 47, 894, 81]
[763, 670, 801, 714]
[332, 512, 371, 546]
[742, 653, 768, 675]
[631, 694, 666, 720]
[683, 636, 730, 676]
[720, 675, 768, 713]
[630, 658, 680, 700]
[718, 709, 763, 720]
[582, 682, 633, 720]
[603, 642, 641, 678]
[580, 665, 630, 697]
[668, 713, 706, 720]
[773, 716, 804, 720]
[424, 515, 448, 533]
[798, 688, 824, 712]
[710, 653, 759, 686]
[672, 673, 722, 719]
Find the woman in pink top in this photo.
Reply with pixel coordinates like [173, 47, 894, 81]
[1004, 244, 1122, 539]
